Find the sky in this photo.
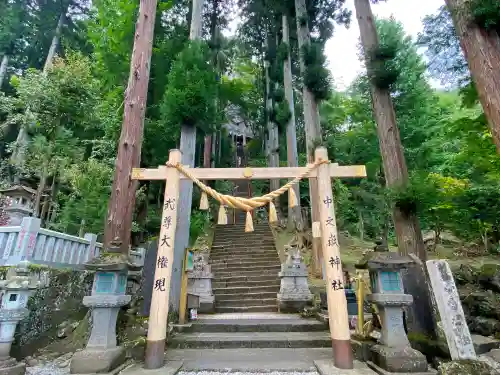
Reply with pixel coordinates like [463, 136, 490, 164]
[327, 0, 443, 90]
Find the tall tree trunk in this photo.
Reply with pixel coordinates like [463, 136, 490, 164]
[40, 173, 56, 224]
[203, 0, 218, 173]
[170, 0, 204, 312]
[203, 136, 211, 168]
[0, 54, 8, 89]
[265, 38, 280, 198]
[44, 11, 66, 72]
[445, 0, 500, 151]
[283, 14, 303, 230]
[295, 0, 322, 275]
[103, 0, 158, 253]
[354, 0, 435, 337]
[33, 166, 48, 218]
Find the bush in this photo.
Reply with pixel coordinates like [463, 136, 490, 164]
[161, 41, 218, 133]
[470, 0, 500, 32]
[302, 43, 331, 102]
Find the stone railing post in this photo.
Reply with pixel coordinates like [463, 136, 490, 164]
[277, 246, 312, 312]
[83, 233, 98, 262]
[70, 242, 139, 374]
[11, 217, 40, 265]
[187, 249, 214, 313]
[0, 260, 39, 375]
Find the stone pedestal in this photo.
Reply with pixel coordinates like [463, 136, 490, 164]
[71, 249, 138, 374]
[277, 247, 312, 312]
[0, 261, 39, 375]
[187, 250, 214, 313]
[358, 250, 430, 374]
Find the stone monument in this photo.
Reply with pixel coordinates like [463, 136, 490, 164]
[358, 248, 432, 374]
[0, 261, 39, 375]
[187, 247, 214, 313]
[426, 259, 476, 360]
[277, 245, 312, 312]
[70, 241, 140, 374]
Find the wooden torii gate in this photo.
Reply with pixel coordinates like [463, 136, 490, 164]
[131, 147, 366, 370]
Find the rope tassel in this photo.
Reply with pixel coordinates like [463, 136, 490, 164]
[218, 205, 227, 225]
[200, 191, 209, 210]
[245, 211, 254, 232]
[289, 187, 298, 208]
[269, 201, 278, 223]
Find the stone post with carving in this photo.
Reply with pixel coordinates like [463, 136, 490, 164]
[187, 248, 214, 313]
[0, 260, 39, 375]
[70, 242, 140, 374]
[277, 245, 312, 312]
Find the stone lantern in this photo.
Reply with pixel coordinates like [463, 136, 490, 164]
[357, 248, 430, 374]
[0, 260, 39, 375]
[277, 245, 312, 312]
[187, 247, 214, 313]
[70, 241, 140, 374]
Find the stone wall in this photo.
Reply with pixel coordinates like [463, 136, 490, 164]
[454, 263, 500, 338]
[10, 268, 93, 358]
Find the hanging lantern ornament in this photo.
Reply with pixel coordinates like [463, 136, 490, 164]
[217, 205, 228, 225]
[269, 201, 278, 223]
[245, 211, 254, 232]
[289, 186, 298, 208]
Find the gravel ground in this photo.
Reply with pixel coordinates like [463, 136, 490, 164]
[178, 371, 319, 375]
[26, 363, 70, 375]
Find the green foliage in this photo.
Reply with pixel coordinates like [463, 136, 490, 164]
[161, 40, 218, 133]
[277, 42, 289, 63]
[469, 0, 500, 32]
[302, 43, 330, 102]
[367, 42, 400, 89]
[189, 209, 211, 245]
[55, 158, 113, 235]
[273, 101, 291, 131]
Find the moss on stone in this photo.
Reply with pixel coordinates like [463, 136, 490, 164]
[438, 360, 495, 375]
[480, 263, 500, 278]
[408, 331, 448, 358]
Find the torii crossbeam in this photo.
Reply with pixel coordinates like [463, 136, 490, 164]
[131, 147, 366, 370]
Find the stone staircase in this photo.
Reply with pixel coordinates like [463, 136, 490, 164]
[211, 222, 280, 313]
[168, 222, 333, 366]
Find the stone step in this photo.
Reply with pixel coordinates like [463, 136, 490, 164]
[210, 254, 280, 263]
[212, 278, 280, 289]
[212, 242, 276, 248]
[169, 331, 331, 349]
[211, 243, 276, 248]
[210, 259, 279, 268]
[215, 291, 277, 302]
[214, 234, 274, 239]
[216, 298, 277, 308]
[165, 348, 334, 371]
[210, 249, 278, 257]
[211, 264, 281, 273]
[215, 305, 277, 313]
[215, 224, 270, 230]
[185, 319, 328, 333]
[214, 285, 280, 295]
[214, 269, 279, 278]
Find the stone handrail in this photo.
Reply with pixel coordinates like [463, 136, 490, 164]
[0, 217, 145, 268]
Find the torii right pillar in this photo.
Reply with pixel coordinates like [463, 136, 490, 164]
[315, 147, 354, 369]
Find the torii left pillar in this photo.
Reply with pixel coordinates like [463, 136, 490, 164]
[144, 149, 181, 369]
